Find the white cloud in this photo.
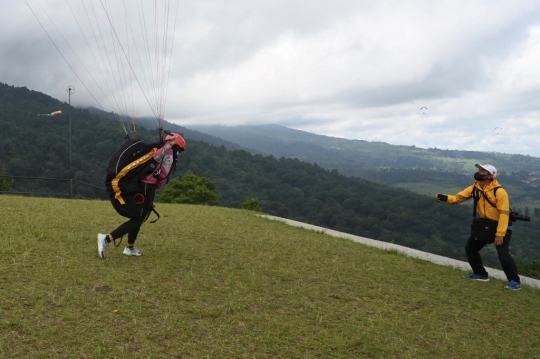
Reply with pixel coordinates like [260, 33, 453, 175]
[492, 26, 540, 94]
[3, 0, 540, 156]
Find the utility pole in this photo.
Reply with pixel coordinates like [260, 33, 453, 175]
[66, 85, 75, 198]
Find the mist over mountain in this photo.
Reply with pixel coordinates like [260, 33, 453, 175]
[83, 107, 243, 150]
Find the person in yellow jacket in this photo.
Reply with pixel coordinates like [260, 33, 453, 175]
[436, 164, 521, 290]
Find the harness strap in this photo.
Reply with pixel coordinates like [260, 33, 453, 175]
[480, 190, 497, 208]
[472, 186, 500, 218]
[142, 203, 161, 224]
[150, 207, 161, 223]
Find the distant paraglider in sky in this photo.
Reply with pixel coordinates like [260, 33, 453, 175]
[420, 106, 427, 114]
[494, 127, 502, 135]
[38, 110, 62, 117]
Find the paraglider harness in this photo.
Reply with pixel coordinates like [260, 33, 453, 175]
[104, 130, 179, 247]
[471, 186, 530, 242]
[470, 186, 500, 243]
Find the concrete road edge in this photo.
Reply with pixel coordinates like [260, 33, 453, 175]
[257, 214, 540, 289]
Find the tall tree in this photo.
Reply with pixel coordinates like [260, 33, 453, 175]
[158, 174, 221, 205]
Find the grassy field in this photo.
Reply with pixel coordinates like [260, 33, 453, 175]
[1, 195, 539, 358]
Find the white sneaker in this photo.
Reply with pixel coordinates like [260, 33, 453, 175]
[97, 233, 108, 259]
[123, 247, 142, 256]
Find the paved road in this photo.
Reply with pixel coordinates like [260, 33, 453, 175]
[259, 214, 540, 290]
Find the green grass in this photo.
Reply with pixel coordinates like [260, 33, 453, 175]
[1, 195, 539, 358]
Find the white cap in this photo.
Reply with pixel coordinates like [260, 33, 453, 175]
[475, 164, 497, 178]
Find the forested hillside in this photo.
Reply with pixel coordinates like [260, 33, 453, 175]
[190, 124, 540, 175]
[1, 82, 539, 267]
[190, 124, 540, 211]
[0, 84, 127, 189]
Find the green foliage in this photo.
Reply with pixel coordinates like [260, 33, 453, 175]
[519, 261, 540, 279]
[0, 166, 11, 191]
[242, 197, 261, 212]
[191, 125, 540, 212]
[0, 82, 143, 198]
[158, 174, 221, 205]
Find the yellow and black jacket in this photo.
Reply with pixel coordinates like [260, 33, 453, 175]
[446, 179, 510, 237]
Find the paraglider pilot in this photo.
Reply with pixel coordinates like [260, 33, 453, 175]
[97, 133, 186, 258]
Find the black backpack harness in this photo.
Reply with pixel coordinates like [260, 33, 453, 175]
[470, 186, 504, 242]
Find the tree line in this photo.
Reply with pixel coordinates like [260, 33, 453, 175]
[1, 82, 540, 270]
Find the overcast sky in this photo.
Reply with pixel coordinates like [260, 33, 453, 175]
[4, 0, 540, 156]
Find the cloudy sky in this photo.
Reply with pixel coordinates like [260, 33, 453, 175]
[4, 0, 540, 156]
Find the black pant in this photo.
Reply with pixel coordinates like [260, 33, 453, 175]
[109, 198, 154, 245]
[465, 230, 520, 283]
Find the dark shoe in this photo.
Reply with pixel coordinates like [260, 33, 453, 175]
[463, 273, 489, 281]
[504, 280, 521, 291]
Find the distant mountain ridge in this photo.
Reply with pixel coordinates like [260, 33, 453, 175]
[189, 124, 540, 210]
[83, 107, 243, 150]
[189, 124, 540, 176]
